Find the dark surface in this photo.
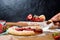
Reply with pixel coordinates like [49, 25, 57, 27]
[0, 0, 60, 22]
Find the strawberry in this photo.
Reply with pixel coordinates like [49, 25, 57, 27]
[54, 36, 60, 40]
[0, 24, 3, 33]
[32, 15, 45, 22]
[31, 17, 35, 21]
[26, 14, 33, 20]
[39, 15, 45, 21]
[34, 17, 40, 22]
[33, 17, 44, 22]
[53, 32, 60, 40]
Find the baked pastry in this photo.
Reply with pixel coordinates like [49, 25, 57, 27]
[8, 26, 43, 36]
[6, 22, 41, 27]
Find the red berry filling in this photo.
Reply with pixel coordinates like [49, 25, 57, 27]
[15, 27, 43, 34]
[26, 14, 45, 22]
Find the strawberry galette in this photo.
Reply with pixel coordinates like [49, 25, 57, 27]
[8, 26, 43, 36]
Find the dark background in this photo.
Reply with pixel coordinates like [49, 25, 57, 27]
[0, 0, 60, 22]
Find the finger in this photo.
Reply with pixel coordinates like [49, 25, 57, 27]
[50, 13, 60, 21]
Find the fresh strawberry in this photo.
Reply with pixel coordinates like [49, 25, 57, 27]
[31, 17, 35, 21]
[0, 24, 3, 33]
[54, 36, 60, 40]
[39, 15, 45, 21]
[34, 17, 44, 22]
[34, 17, 40, 22]
[32, 15, 45, 22]
[26, 14, 33, 20]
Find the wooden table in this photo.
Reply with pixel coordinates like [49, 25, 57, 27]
[14, 33, 54, 40]
[0, 33, 54, 40]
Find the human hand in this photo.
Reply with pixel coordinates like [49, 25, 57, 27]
[49, 13, 60, 26]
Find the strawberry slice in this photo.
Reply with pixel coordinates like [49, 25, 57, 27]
[34, 17, 40, 22]
[26, 14, 33, 20]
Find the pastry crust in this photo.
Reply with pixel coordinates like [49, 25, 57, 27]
[22, 26, 41, 29]
[8, 27, 35, 36]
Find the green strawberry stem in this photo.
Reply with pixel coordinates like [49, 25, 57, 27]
[53, 32, 59, 37]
